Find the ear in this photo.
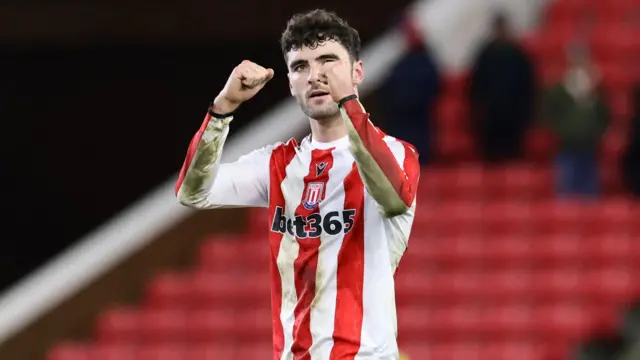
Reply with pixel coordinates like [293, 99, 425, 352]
[352, 60, 364, 85]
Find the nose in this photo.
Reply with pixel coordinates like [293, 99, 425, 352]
[307, 64, 326, 84]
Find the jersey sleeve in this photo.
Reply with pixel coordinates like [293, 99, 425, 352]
[339, 96, 421, 217]
[175, 112, 273, 209]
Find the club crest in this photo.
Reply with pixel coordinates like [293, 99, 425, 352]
[303, 182, 324, 210]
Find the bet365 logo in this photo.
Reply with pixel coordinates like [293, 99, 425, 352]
[270, 206, 357, 238]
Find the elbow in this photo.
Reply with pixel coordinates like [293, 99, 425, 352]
[176, 193, 197, 208]
[383, 203, 409, 218]
[175, 187, 208, 209]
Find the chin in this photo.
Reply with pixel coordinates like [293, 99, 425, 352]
[308, 108, 340, 121]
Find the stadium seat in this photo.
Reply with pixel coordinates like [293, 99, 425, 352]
[135, 344, 186, 360]
[198, 237, 270, 272]
[47, 342, 91, 360]
[144, 272, 191, 309]
[531, 303, 595, 342]
[138, 309, 188, 343]
[187, 343, 273, 360]
[48, 3, 640, 360]
[528, 233, 584, 267]
[95, 307, 141, 344]
[188, 270, 270, 308]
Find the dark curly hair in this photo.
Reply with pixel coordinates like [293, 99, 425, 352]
[280, 9, 361, 62]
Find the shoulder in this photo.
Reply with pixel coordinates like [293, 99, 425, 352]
[247, 137, 300, 167]
[383, 135, 419, 157]
[381, 135, 420, 173]
[239, 138, 297, 157]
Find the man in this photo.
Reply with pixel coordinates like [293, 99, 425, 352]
[542, 46, 609, 198]
[469, 12, 536, 163]
[175, 9, 420, 360]
[378, 14, 439, 165]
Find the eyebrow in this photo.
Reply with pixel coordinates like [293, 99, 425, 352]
[289, 53, 341, 70]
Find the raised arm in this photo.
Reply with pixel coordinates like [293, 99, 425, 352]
[175, 60, 275, 209]
[339, 96, 420, 217]
[324, 61, 420, 217]
[175, 111, 277, 208]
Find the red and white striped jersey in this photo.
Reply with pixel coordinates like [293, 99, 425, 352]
[176, 97, 420, 360]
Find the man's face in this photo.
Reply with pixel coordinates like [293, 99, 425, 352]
[286, 40, 363, 121]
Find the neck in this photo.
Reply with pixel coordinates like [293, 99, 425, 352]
[309, 114, 348, 143]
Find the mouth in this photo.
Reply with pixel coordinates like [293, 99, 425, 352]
[308, 90, 330, 99]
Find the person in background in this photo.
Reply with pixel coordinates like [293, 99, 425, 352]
[622, 84, 640, 197]
[468, 12, 537, 163]
[378, 14, 440, 165]
[542, 46, 609, 198]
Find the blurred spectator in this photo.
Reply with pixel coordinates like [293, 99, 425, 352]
[622, 84, 640, 197]
[378, 15, 440, 165]
[573, 334, 626, 360]
[468, 12, 536, 163]
[542, 46, 609, 198]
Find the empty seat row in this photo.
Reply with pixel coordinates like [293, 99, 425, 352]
[95, 307, 271, 344]
[48, 342, 272, 360]
[396, 268, 640, 305]
[144, 271, 270, 309]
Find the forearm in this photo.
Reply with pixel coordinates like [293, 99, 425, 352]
[339, 96, 419, 217]
[175, 112, 233, 208]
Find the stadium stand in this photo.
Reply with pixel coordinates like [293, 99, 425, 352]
[37, 0, 640, 359]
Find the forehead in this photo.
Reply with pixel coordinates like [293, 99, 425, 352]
[286, 40, 350, 64]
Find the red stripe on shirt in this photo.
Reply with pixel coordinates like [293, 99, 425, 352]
[269, 140, 299, 360]
[400, 140, 420, 201]
[175, 113, 212, 195]
[329, 162, 365, 360]
[291, 148, 335, 360]
[341, 98, 419, 207]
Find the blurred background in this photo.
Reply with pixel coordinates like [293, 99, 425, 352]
[1, 0, 639, 359]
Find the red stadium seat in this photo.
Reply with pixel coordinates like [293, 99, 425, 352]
[585, 267, 640, 306]
[531, 200, 585, 235]
[95, 307, 141, 345]
[435, 97, 468, 132]
[484, 237, 536, 267]
[198, 237, 270, 272]
[583, 198, 635, 234]
[532, 268, 590, 302]
[447, 165, 486, 201]
[481, 201, 536, 235]
[479, 304, 536, 338]
[188, 343, 273, 360]
[88, 344, 138, 360]
[47, 342, 91, 360]
[185, 309, 236, 342]
[418, 167, 459, 201]
[144, 272, 191, 309]
[413, 201, 484, 237]
[591, 0, 640, 22]
[188, 270, 270, 309]
[135, 344, 186, 360]
[531, 303, 594, 342]
[248, 208, 270, 235]
[582, 234, 636, 266]
[138, 309, 187, 343]
[478, 270, 535, 302]
[529, 233, 584, 267]
[483, 342, 542, 360]
[525, 127, 557, 162]
[544, 0, 594, 25]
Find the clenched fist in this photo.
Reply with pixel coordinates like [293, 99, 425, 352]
[212, 60, 275, 114]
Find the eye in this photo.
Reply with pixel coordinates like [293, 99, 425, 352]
[293, 63, 308, 72]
